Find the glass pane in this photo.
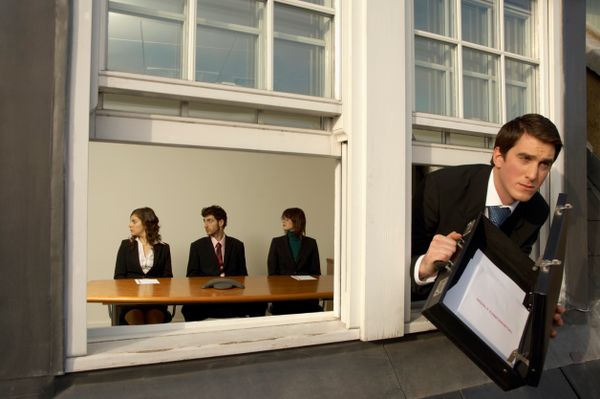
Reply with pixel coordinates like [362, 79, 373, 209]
[196, 26, 258, 87]
[587, 0, 600, 31]
[504, 0, 533, 56]
[414, 37, 456, 116]
[189, 101, 258, 123]
[447, 132, 487, 147]
[197, 0, 261, 28]
[102, 93, 181, 115]
[414, 0, 455, 37]
[274, 5, 332, 97]
[299, 0, 332, 6]
[110, 0, 185, 14]
[505, 59, 536, 121]
[107, 12, 183, 78]
[413, 128, 444, 143]
[462, 48, 499, 122]
[462, 0, 496, 48]
[195, 0, 263, 88]
[261, 110, 323, 130]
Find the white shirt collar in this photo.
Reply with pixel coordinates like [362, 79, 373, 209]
[486, 169, 518, 213]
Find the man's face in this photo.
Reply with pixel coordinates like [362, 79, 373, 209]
[492, 133, 556, 204]
[203, 215, 224, 237]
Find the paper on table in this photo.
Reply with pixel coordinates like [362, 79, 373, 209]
[443, 249, 529, 364]
[291, 275, 317, 281]
[135, 278, 160, 285]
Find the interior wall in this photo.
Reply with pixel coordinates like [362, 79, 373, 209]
[87, 141, 337, 326]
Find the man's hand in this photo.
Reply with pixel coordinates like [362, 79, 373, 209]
[550, 304, 566, 338]
[419, 231, 462, 280]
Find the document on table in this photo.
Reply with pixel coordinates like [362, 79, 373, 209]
[134, 278, 160, 285]
[443, 249, 529, 364]
[291, 275, 317, 281]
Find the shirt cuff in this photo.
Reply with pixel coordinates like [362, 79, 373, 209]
[414, 255, 438, 285]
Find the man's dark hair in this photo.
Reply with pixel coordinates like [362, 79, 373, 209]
[282, 207, 306, 236]
[202, 205, 227, 227]
[491, 113, 563, 165]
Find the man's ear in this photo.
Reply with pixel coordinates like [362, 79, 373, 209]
[492, 147, 504, 168]
[218, 219, 225, 229]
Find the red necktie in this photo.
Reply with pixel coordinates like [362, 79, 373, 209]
[215, 242, 224, 274]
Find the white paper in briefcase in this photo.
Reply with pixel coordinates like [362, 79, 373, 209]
[443, 249, 529, 364]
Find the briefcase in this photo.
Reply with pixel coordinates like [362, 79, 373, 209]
[422, 194, 571, 390]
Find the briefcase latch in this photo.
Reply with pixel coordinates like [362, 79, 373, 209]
[507, 349, 530, 367]
[532, 258, 562, 272]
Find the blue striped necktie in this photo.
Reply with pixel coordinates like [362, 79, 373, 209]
[488, 206, 511, 226]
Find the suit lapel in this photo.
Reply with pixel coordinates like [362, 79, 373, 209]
[459, 166, 490, 227]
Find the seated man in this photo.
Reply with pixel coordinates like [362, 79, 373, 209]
[182, 205, 264, 321]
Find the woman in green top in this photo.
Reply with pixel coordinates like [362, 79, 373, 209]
[267, 208, 322, 314]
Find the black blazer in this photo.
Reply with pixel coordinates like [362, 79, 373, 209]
[186, 236, 247, 276]
[114, 239, 173, 279]
[268, 235, 321, 276]
[411, 164, 549, 298]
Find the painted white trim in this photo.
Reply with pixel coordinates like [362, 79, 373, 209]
[412, 142, 492, 166]
[67, 318, 358, 372]
[98, 71, 341, 116]
[66, 0, 93, 358]
[352, 0, 409, 341]
[94, 113, 342, 156]
[413, 112, 501, 136]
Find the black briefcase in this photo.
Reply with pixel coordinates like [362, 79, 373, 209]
[422, 194, 571, 390]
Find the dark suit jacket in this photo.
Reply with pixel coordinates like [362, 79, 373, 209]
[186, 235, 247, 276]
[114, 239, 173, 279]
[411, 164, 549, 299]
[268, 235, 321, 276]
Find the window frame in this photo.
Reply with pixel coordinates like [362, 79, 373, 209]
[413, 0, 541, 124]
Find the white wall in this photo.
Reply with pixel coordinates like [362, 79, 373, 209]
[87, 141, 337, 326]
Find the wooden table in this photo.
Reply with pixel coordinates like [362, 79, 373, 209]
[87, 275, 333, 325]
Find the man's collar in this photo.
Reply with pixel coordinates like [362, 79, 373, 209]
[486, 168, 519, 211]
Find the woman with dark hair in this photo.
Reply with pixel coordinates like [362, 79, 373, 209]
[114, 207, 173, 325]
[267, 208, 322, 314]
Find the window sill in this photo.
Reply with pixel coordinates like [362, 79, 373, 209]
[98, 71, 342, 117]
[66, 313, 358, 372]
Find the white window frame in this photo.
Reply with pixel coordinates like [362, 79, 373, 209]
[409, 0, 566, 327]
[66, 0, 414, 372]
[414, 0, 542, 125]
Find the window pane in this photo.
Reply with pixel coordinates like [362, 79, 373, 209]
[505, 59, 536, 121]
[197, 0, 261, 27]
[196, 0, 263, 88]
[261, 110, 323, 130]
[414, 0, 455, 37]
[188, 101, 258, 123]
[587, 0, 600, 31]
[414, 37, 456, 116]
[504, 0, 533, 56]
[107, 12, 183, 78]
[274, 4, 332, 97]
[300, 0, 332, 6]
[463, 48, 499, 122]
[462, 0, 496, 48]
[102, 93, 181, 115]
[447, 132, 487, 147]
[196, 27, 259, 87]
[111, 0, 185, 14]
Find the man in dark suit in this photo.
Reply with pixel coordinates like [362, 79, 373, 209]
[182, 205, 257, 321]
[411, 113, 564, 332]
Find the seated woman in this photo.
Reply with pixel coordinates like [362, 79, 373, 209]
[114, 207, 173, 325]
[267, 207, 322, 315]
